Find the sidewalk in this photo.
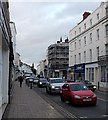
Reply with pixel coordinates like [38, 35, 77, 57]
[2, 81, 64, 119]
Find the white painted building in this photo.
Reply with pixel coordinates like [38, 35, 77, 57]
[0, 0, 11, 119]
[10, 22, 17, 82]
[10, 22, 17, 63]
[69, 1, 108, 90]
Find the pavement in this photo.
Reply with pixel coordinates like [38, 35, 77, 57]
[2, 81, 64, 119]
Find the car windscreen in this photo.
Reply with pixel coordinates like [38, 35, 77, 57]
[40, 79, 47, 82]
[70, 84, 88, 91]
[50, 79, 65, 83]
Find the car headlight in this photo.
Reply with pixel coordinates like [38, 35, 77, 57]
[74, 95, 81, 99]
[93, 86, 96, 89]
[51, 86, 55, 89]
[40, 82, 42, 84]
[92, 94, 96, 98]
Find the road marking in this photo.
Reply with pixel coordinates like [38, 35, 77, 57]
[97, 97, 108, 102]
[80, 116, 87, 118]
[102, 115, 108, 117]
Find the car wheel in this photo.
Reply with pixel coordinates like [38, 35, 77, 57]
[92, 102, 97, 106]
[69, 97, 73, 105]
[61, 94, 64, 102]
[49, 88, 52, 94]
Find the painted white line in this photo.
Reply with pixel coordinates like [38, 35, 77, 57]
[80, 116, 87, 118]
[97, 97, 108, 102]
[102, 114, 108, 117]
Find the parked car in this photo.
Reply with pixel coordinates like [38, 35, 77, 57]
[46, 78, 65, 94]
[75, 80, 96, 92]
[60, 82, 97, 106]
[37, 78, 47, 87]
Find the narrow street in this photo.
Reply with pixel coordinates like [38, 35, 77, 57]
[32, 84, 108, 119]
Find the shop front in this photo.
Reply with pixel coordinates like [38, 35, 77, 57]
[74, 63, 85, 81]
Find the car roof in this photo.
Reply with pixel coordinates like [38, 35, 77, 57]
[49, 78, 63, 80]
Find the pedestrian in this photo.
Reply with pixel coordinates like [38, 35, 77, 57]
[19, 75, 23, 87]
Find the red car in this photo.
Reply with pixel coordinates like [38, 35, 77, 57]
[60, 82, 97, 106]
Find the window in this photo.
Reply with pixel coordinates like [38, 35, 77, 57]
[97, 13, 99, 20]
[75, 31, 76, 36]
[90, 19, 92, 26]
[84, 23, 86, 30]
[97, 46, 99, 59]
[79, 39, 81, 48]
[84, 51, 86, 62]
[79, 27, 81, 33]
[74, 42, 76, 50]
[75, 55, 76, 64]
[97, 29, 99, 40]
[90, 33, 92, 43]
[106, 7, 108, 17]
[79, 53, 81, 63]
[89, 68, 94, 82]
[84, 36, 86, 46]
[90, 49, 92, 62]
[106, 24, 108, 36]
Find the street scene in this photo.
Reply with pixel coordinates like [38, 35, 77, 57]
[0, 0, 108, 119]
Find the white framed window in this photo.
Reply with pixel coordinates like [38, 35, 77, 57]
[79, 39, 81, 48]
[75, 31, 76, 36]
[90, 49, 92, 62]
[97, 29, 99, 40]
[84, 36, 86, 46]
[90, 19, 92, 26]
[84, 23, 86, 30]
[75, 55, 76, 64]
[90, 33, 92, 43]
[74, 42, 76, 50]
[106, 24, 108, 36]
[84, 51, 86, 62]
[97, 46, 99, 59]
[79, 53, 81, 63]
[97, 13, 99, 20]
[79, 27, 81, 33]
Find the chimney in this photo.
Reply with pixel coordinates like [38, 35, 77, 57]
[83, 12, 91, 20]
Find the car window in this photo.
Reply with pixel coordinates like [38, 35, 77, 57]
[40, 79, 47, 82]
[50, 79, 65, 83]
[70, 84, 88, 91]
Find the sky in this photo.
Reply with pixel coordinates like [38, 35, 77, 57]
[9, 0, 104, 68]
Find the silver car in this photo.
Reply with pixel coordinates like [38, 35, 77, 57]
[46, 78, 65, 94]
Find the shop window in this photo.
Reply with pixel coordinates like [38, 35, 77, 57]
[106, 7, 108, 17]
[101, 66, 106, 82]
[89, 68, 94, 82]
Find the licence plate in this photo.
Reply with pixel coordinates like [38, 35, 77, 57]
[83, 99, 91, 101]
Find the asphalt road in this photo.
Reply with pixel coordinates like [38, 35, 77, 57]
[32, 84, 108, 119]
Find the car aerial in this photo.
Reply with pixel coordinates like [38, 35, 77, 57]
[46, 78, 65, 94]
[60, 82, 97, 106]
[75, 80, 96, 92]
[37, 78, 47, 87]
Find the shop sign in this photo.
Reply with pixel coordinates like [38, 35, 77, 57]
[74, 64, 85, 73]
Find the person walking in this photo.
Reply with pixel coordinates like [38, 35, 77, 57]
[19, 75, 23, 87]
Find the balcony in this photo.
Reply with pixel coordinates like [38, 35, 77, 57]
[98, 55, 108, 65]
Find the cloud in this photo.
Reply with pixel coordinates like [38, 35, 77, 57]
[9, 1, 100, 67]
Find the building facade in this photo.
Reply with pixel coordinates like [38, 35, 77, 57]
[0, 0, 12, 118]
[48, 39, 69, 78]
[69, 1, 108, 90]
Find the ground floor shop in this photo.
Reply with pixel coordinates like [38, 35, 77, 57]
[0, 31, 9, 119]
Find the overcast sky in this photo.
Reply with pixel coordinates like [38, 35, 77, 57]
[9, 0, 103, 68]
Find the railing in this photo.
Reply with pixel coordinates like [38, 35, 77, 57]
[98, 55, 108, 65]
